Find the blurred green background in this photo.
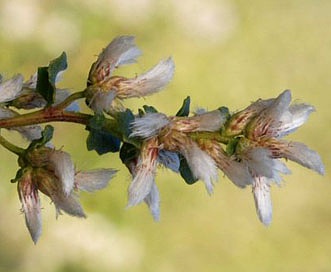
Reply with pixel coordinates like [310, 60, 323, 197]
[0, 0, 330, 271]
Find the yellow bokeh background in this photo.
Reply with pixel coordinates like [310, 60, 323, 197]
[0, 0, 330, 271]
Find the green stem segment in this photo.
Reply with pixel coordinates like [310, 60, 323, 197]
[0, 134, 24, 155]
[54, 91, 86, 110]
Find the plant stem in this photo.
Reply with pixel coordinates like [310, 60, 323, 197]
[0, 107, 127, 143]
[0, 108, 92, 128]
[53, 91, 86, 110]
[0, 134, 24, 155]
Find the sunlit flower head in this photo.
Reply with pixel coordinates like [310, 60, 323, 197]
[85, 36, 174, 113]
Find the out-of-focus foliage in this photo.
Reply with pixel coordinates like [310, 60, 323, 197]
[0, 0, 330, 271]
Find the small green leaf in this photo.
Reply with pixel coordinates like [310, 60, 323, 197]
[36, 67, 53, 104]
[115, 109, 135, 142]
[138, 108, 144, 117]
[41, 125, 54, 143]
[218, 106, 230, 119]
[36, 52, 67, 106]
[48, 52, 67, 84]
[179, 154, 198, 184]
[86, 114, 120, 154]
[176, 96, 190, 117]
[143, 105, 158, 113]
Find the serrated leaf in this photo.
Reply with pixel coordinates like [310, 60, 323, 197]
[179, 154, 198, 184]
[36, 52, 67, 106]
[176, 96, 190, 117]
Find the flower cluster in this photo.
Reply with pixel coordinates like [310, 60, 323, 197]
[128, 90, 324, 225]
[85, 35, 175, 113]
[0, 35, 325, 243]
[14, 127, 117, 243]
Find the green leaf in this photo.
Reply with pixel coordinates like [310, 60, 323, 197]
[114, 109, 135, 143]
[176, 96, 190, 117]
[86, 128, 120, 154]
[87, 113, 105, 130]
[218, 106, 230, 119]
[36, 52, 67, 106]
[179, 154, 198, 184]
[48, 52, 67, 84]
[86, 114, 120, 154]
[36, 67, 53, 104]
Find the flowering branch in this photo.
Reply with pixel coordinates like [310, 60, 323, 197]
[0, 35, 325, 244]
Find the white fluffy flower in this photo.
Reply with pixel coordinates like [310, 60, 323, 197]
[249, 90, 316, 140]
[252, 176, 272, 226]
[117, 57, 175, 99]
[88, 35, 141, 85]
[17, 169, 42, 244]
[216, 150, 254, 188]
[130, 112, 170, 139]
[181, 142, 218, 194]
[48, 150, 75, 196]
[75, 169, 117, 192]
[280, 141, 325, 175]
[144, 182, 160, 221]
[127, 157, 157, 207]
[241, 147, 291, 184]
